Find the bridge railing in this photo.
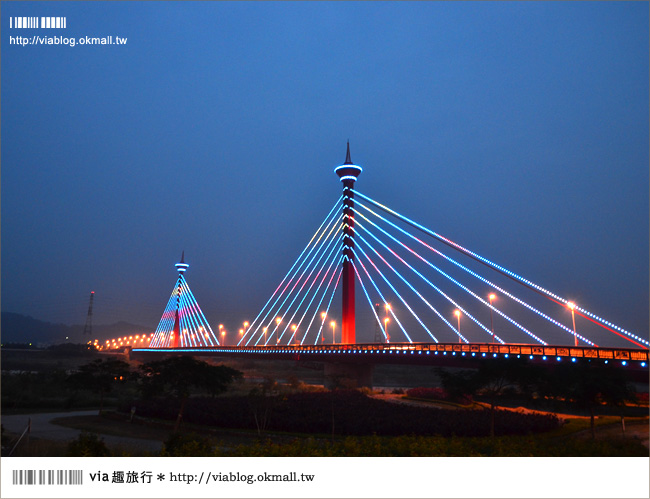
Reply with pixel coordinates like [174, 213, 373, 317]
[133, 342, 648, 364]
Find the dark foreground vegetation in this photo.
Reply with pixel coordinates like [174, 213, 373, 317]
[2, 353, 648, 457]
[119, 390, 560, 437]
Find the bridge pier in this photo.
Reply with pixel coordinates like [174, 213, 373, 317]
[323, 362, 374, 389]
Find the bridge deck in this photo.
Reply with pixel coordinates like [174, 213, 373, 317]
[131, 342, 648, 369]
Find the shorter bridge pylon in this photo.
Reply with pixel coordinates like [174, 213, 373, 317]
[149, 253, 219, 348]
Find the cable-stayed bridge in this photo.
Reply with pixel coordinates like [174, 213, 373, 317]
[128, 144, 648, 381]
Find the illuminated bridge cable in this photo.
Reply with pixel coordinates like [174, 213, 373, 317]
[354, 230, 439, 342]
[179, 279, 218, 346]
[246, 211, 344, 346]
[355, 237, 490, 344]
[179, 277, 218, 346]
[274, 238, 343, 345]
[240, 197, 343, 346]
[241, 202, 343, 346]
[153, 288, 177, 347]
[353, 201, 595, 347]
[352, 189, 647, 348]
[301, 257, 344, 345]
[352, 247, 414, 343]
[274, 227, 344, 344]
[253, 223, 343, 346]
[288, 248, 344, 345]
[288, 246, 343, 345]
[250, 217, 344, 346]
[151, 288, 178, 347]
[353, 223, 455, 343]
[354, 215, 543, 345]
[352, 262, 389, 341]
[242, 205, 344, 346]
[311, 267, 343, 345]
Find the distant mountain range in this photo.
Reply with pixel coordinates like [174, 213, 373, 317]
[1, 312, 153, 346]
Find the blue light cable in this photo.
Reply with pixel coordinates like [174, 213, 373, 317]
[274, 227, 344, 344]
[355, 237, 493, 344]
[251, 218, 344, 346]
[241, 202, 343, 345]
[151, 289, 178, 347]
[242, 205, 343, 345]
[180, 277, 220, 346]
[252, 220, 343, 346]
[285, 244, 344, 345]
[353, 201, 595, 346]
[354, 240, 435, 343]
[355, 215, 537, 344]
[354, 226, 448, 343]
[153, 288, 177, 347]
[179, 281, 205, 347]
[299, 256, 345, 345]
[352, 247, 414, 343]
[243, 207, 344, 346]
[312, 268, 343, 345]
[239, 197, 343, 345]
[352, 189, 646, 348]
[177, 282, 196, 347]
[352, 262, 389, 341]
[180, 277, 217, 346]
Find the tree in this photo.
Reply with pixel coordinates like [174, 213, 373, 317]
[549, 361, 637, 438]
[138, 356, 242, 432]
[437, 358, 532, 437]
[66, 358, 131, 415]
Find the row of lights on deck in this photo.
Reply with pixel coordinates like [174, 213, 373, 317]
[95, 332, 154, 350]
[99, 294, 580, 349]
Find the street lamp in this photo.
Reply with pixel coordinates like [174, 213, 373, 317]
[567, 301, 577, 346]
[221, 330, 226, 345]
[384, 317, 390, 343]
[263, 327, 268, 344]
[320, 313, 327, 342]
[291, 324, 298, 345]
[330, 320, 336, 344]
[489, 293, 497, 344]
[454, 309, 461, 343]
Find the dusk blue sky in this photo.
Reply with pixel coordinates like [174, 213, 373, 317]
[2, 1, 648, 345]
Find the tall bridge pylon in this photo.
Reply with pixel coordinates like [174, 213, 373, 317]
[149, 252, 220, 348]
[233, 143, 647, 351]
[335, 142, 362, 344]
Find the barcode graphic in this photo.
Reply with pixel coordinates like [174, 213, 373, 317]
[12, 470, 83, 485]
[9, 17, 67, 29]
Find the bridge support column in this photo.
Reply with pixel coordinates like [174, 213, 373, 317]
[324, 362, 374, 389]
[335, 142, 362, 344]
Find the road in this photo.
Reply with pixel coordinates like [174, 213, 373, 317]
[2, 410, 163, 453]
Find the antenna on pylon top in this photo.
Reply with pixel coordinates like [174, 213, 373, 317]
[344, 140, 353, 165]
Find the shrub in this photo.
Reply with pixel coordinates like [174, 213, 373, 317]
[66, 432, 110, 457]
[163, 432, 213, 457]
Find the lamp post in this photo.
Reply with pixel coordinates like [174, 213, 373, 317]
[384, 317, 390, 343]
[454, 309, 461, 343]
[567, 301, 577, 346]
[275, 317, 282, 344]
[321, 313, 326, 342]
[221, 330, 226, 346]
[489, 293, 496, 343]
[263, 327, 268, 344]
[330, 321, 336, 344]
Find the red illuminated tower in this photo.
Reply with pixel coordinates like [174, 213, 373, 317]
[171, 251, 189, 348]
[335, 142, 362, 344]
